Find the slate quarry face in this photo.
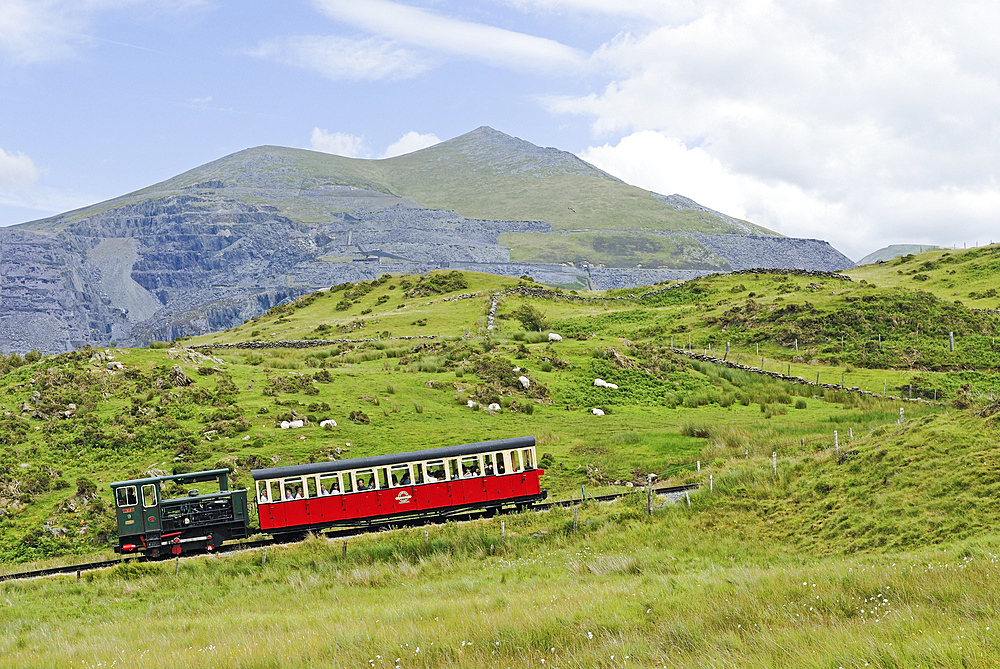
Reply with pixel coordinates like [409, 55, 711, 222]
[0, 127, 854, 353]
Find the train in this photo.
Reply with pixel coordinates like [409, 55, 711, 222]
[111, 436, 545, 557]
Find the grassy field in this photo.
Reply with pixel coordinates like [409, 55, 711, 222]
[3, 261, 1000, 666]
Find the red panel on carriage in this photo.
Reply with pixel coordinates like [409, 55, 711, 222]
[259, 468, 544, 532]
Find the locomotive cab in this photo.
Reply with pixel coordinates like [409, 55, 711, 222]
[111, 469, 251, 557]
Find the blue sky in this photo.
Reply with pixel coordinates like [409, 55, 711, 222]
[2, 0, 999, 260]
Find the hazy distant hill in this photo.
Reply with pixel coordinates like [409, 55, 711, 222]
[856, 244, 941, 266]
[1, 127, 852, 353]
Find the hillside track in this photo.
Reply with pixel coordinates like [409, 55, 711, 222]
[0, 483, 699, 583]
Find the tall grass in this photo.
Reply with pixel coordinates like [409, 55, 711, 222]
[2, 499, 998, 668]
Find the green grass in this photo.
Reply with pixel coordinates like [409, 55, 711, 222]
[849, 243, 1000, 310]
[3, 495, 1000, 668]
[4, 264, 1000, 664]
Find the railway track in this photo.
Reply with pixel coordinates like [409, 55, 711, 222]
[0, 483, 699, 583]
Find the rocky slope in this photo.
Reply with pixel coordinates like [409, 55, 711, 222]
[1, 127, 853, 353]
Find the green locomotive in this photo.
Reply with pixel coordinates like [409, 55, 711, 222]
[111, 469, 251, 557]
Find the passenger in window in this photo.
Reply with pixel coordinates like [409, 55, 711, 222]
[285, 486, 294, 500]
[357, 479, 367, 491]
[260, 490, 269, 503]
[484, 461, 494, 476]
[400, 471, 411, 485]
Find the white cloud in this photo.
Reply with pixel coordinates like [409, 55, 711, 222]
[0, 147, 98, 224]
[0, 148, 40, 192]
[251, 35, 431, 81]
[549, 0, 1000, 259]
[502, 0, 698, 21]
[382, 131, 440, 158]
[312, 0, 586, 74]
[310, 128, 369, 158]
[579, 132, 746, 219]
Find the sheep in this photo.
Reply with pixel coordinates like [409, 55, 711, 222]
[591, 408, 605, 416]
[319, 419, 337, 428]
[288, 419, 305, 429]
[280, 421, 290, 429]
[518, 375, 530, 389]
[606, 383, 619, 390]
[487, 403, 502, 411]
[548, 333, 562, 342]
[594, 378, 608, 387]
[467, 400, 480, 409]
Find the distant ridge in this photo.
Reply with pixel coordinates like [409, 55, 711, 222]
[856, 244, 941, 266]
[1, 127, 853, 353]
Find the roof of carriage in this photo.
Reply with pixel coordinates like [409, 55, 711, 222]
[251, 436, 536, 480]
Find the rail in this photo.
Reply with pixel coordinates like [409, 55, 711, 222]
[0, 483, 699, 582]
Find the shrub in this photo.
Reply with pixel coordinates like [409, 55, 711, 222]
[348, 410, 370, 424]
[795, 398, 807, 409]
[510, 304, 549, 332]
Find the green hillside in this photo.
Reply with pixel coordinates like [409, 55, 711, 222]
[848, 243, 1000, 310]
[3, 265, 1000, 665]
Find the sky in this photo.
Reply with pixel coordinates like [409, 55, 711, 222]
[2, 1, 999, 261]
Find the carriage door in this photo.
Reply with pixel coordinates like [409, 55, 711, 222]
[141, 484, 160, 533]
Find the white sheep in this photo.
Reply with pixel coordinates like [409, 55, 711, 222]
[319, 419, 337, 428]
[289, 419, 305, 429]
[280, 420, 290, 429]
[594, 378, 608, 387]
[591, 408, 605, 416]
[518, 375, 530, 389]
[548, 333, 562, 342]
[487, 403, 501, 411]
[467, 400, 480, 409]
[606, 383, 619, 390]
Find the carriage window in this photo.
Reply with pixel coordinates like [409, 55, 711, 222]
[320, 474, 340, 495]
[483, 454, 496, 476]
[411, 463, 425, 485]
[494, 452, 506, 475]
[116, 486, 138, 508]
[425, 460, 446, 483]
[390, 464, 412, 486]
[283, 478, 304, 500]
[341, 472, 354, 494]
[142, 484, 157, 507]
[356, 469, 375, 491]
[510, 450, 522, 472]
[377, 468, 389, 489]
[306, 476, 318, 499]
[461, 455, 481, 478]
[523, 450, 534, 470]
[257, 481, 270, 503]
[448, 459, 461, 480]
[268, 480, 281, 503]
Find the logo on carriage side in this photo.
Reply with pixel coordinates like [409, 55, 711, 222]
[395, 490, 412, 504]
